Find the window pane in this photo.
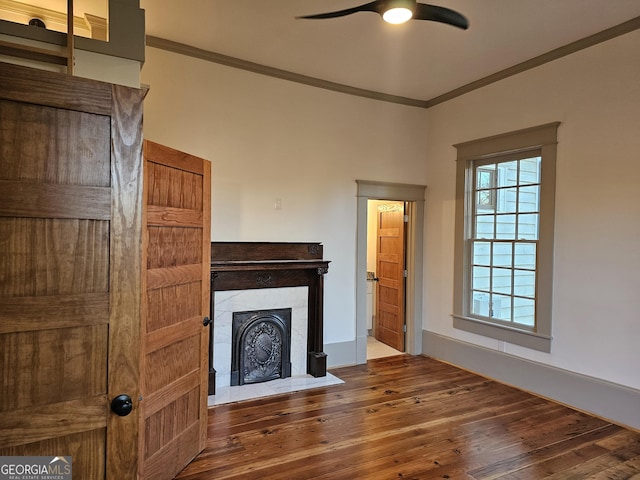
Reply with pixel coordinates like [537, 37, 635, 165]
[498, 187, 518, 213]
[472, 292, 491, 317]
[493, 242, 512, 267]
[514, 269, 536, 297]
[518, 214, 539, 240]
[491, 294, 511, 320]
[476, 190, 495, 211]
[514, 243, 537, 269]
[492, 268, 512, 295]
[518, 185, 540, 213]
[513, 297, 535, 327]
[472, 266, 490, 290]
[473, 242, 491, 266]
[519, 157, 541, 185]
[475, 215, 495, 239]
[498, 161, 518, 188]
[476, 164, 496, 188]
[496, 214, 516, 239]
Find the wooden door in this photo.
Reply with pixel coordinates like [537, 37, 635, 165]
[139, 141, 211, 479]
[375, 203, 406, 351]
[0, 63, 143, 478]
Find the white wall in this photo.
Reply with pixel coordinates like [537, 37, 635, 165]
[142, 29, 640, 395]
[140, 47, 428, 358]
[424, 30, 640, 390]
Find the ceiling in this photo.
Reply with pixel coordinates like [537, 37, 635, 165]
[140, 0, 640, 104]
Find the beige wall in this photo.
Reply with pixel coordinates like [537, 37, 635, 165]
[424, 29, 640, 390]
[141, 28, 640, 391]
[140, 47, 428, 351]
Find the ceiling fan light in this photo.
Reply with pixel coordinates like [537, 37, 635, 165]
[382, 7, 413, 24]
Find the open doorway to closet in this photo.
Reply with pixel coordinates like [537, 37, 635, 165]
[355, 180, 427, 365]
[367, 200, 407, 358]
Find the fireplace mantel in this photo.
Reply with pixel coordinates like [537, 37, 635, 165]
[208, 242, 330, 394]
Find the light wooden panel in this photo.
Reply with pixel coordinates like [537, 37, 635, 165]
[0, 218, 109, 296]
[105, 84, 145, 480]
[0, 181, 111, 219]
[0, 396, 108, 448]
[143, 422, 201, 479]
[146, 282, 201, 333]
[144, 316, 201, 354]
[144, 388, 199, 459]
[147, 264, 203, 290]
[146, 205, 204, 228]
[147, 226, 203, 269]
[146, 162, 203, 210]
[0, 325, 107, 411]
[0, 293, 109, 334]
[0, 99, 110, 186]
[0, 429, 106, 479]
[145, 335, 201, 394]
[0, 62, 112, 115]
[140, 141, 211, 479]
[144, 141, 205, 175]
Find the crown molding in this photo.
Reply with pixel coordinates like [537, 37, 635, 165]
[424, 15, 640, 108]
[144, 35, 428, 108]
[146, 15, 640, 110]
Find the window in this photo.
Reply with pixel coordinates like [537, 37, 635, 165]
[453, 123, 560, 352]
[475, 167, 496, 209]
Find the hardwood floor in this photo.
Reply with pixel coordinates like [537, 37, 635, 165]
[175, 355, 640, 479]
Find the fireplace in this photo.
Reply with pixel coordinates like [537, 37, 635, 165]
[231, 308, 292, 386]
[207, 242, 330, 395]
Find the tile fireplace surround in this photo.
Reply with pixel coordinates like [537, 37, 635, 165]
[207, 242, 332, 401]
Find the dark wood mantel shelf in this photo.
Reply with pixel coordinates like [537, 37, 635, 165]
[211, 259, 329, 271]
[207, 242, 330, 395]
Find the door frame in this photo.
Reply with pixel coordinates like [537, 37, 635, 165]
[355, 180, 426, 364]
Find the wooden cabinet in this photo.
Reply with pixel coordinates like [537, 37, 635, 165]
[0, 61, 144, 478]
[0, 62, 210, 479]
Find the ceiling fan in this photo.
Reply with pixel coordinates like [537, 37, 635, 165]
[296, 0, 468, 29]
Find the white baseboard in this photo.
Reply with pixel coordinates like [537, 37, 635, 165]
[423, 330, 640, 431]
[325, 340, 357, 369]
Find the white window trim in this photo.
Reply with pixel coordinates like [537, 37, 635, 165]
[453, 122, 560, 353]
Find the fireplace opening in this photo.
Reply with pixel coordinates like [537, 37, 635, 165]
[231, 308, 292, 386]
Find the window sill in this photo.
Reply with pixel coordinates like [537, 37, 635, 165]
[452, 314, 552, 353]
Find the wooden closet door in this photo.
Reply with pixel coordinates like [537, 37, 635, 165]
[139, 141, 211, 479]
[375, 204, 406, 352]
[0, 62, 143, 479]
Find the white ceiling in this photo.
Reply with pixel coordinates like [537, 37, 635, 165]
[140, 0, 640, 102]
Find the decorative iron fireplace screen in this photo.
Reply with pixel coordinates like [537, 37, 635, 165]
[208, 241, 330, 394]
[231, 308, 292, 385]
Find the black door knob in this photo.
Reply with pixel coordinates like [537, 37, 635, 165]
[111, 394, 133, 416]
[203, 317, 213, 327]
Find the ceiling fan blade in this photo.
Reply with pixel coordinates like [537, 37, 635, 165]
[414, 3, 469, 29]
[296, 1, 380, 19]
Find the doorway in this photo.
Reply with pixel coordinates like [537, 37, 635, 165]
[367, 200, 406, 358]
[355, 180, 427, 365]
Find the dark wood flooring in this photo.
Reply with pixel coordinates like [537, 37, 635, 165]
[175, 355, 640, 479]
